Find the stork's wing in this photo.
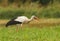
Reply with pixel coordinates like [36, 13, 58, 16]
[14, 16, 29, 22]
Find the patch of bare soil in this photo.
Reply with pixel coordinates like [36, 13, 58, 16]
[0, 19, 60, 26]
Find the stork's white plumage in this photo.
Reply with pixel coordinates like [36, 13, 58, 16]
[6, 15, 39, 27]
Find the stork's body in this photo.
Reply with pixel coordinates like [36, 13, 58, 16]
[6, 15, 38, 27]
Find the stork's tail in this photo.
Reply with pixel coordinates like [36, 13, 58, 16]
[5, 20, 14, 27]
[6, 21, 11, 27]
[6, 24, 9, 27]
[5, 17, 17, 27]
[6, 20, 22, 27]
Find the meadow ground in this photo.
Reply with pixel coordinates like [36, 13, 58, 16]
[0, 19, 60, 41]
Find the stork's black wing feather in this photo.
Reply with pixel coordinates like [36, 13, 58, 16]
[6, 17, 22, 27]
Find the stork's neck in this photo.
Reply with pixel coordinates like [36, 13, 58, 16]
[29, 16, 34, 22]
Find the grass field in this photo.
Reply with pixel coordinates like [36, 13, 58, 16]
[0, 19, 60, 41]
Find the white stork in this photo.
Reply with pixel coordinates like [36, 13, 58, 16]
[6, 15, 39, 31]
[6, 15, 39, 27]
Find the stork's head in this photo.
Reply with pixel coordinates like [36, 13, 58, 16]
[31, 15, 39, 20]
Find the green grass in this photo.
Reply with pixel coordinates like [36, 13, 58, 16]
[0, 3, 60, 19]
[0, 25, 60, 41]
